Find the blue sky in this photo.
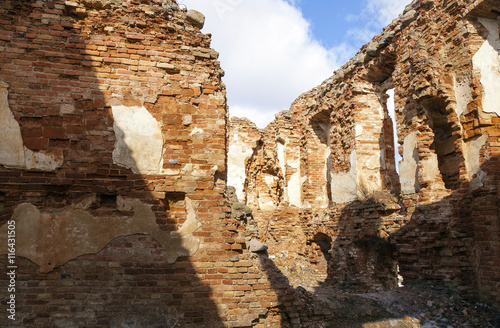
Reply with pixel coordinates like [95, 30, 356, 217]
[180, 0, 411, 128]
[296, 0, 367, 49]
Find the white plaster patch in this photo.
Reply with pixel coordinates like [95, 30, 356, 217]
[463, 134, 488, 191]
[473, 18, 500, 117]
[277, 140, 286, 176]
[25, 149, 64, 171]
[178, 198, 201, 237]
[377, 104, 384, 120]
[258, 199, 275, 211]
[288, 171, 302, 207]
[228, 138, 255, 201]
[355, 124, 364, 137]
[399, 132, 420, 194]
[453, 76, 471, 118]
[419, 154, 441, 189]
[264, 175, 276, 186]
[190, 127, 204, 136]
[0, 81, 63, 171]
[112, 105, 164, 175]
[365, 154, 382, 170]
[288, 158, 300, 169]
[331, 151, 358, 203]
[0, 82, 26, 168]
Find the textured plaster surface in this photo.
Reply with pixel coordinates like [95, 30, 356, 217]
[473, 18, 500, 117]
[331, 151, 358, 203]
[454, 76, 471, 118]
[0, 196, 157, 272]
[288, 172, 302, 207]
[228, 133, 256, 201]
[151, 197, 201, 263]
[400, 132, 420, 194]
[419, 154, 442, 188]
[0, 195, 202, 271]
[463, 134, 488, 190]
[0, 81, 63, 171]
[112, 105, 164, 174]
[286, 142, 302, 208]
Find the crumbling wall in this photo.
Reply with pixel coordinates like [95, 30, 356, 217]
[231, 0, 500, 308]
[227, 117, 261, 202]
[0, 1, 290, 327]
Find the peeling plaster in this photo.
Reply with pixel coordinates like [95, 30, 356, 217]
[331, 151, 358, 203]
[453, 76, 471, 118]
[259, 174, 279, 210]
[400, 132, 420, 194]
[0, 196, 157, 272]
[463, 134, 488, 190]
[282, 139, 303, 208]
[0, 81, 63, 171]
[419, 154, 442, 189]
[287, 172, 302, 207]
[473, 18, 500, 117]
[112, 105, 164, 174]
[0, 195, 202, 272]
[151, 197, 200, 264]
[277, 140, 286, 177]
[355, 124, 364, 137]
[228, 134, 257, 201]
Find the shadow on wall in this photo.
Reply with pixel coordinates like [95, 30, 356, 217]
[392, 155, 500, 304]
[257, 155, 499, 326]
[326, 193, 401, 293]
[0, 1, 224, 326]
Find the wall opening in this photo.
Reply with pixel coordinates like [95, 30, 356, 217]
[386, 88, 400, 173]
[313, 232, 332, 260]
[310, 232, 332, 283]
[422, 98, 462, 190]
[307, 119, 331, 208]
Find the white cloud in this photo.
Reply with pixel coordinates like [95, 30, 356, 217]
[179, 0, 412, 128]
[347, 0, 412, 44]
[180, 0, 340, 128]
[366, 0, 412, 26]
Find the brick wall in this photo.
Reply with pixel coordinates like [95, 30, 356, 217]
[233, 0, 500, 309]
[0, 1, 290, 327]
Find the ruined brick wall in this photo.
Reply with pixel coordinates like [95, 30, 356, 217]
[227, 117, 261, 203]
[232, 0, 500, 308]
[0, 1, 295, 327]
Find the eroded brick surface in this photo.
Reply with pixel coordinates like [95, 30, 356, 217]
[0, 0, 498, 327]
[231, 0, 500, 317]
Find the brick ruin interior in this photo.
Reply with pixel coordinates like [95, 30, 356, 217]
[0, 0, 499, 327]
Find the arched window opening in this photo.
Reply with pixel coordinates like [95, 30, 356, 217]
[313, 232, 332, 260]
[310, 232, 332, 283]
[422, 98, 461, 190]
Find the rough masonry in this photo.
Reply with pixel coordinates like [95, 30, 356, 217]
[230, 0, 500, 311]
[0, 0, 498, 327]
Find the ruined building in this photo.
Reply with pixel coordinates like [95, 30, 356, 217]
[0, 0, 499, 327]
[230, 0, 500, 310]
